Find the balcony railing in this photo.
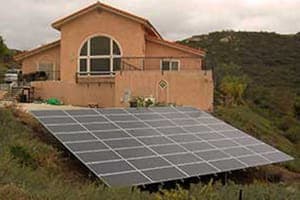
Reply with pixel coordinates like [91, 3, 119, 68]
[120, 56, 206, 71]
[75, 56, 208, 83]
[23, 70, 61, 82]
[75, 72, 116, 84]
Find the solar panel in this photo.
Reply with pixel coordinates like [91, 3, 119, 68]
[31, 107, 293, 187]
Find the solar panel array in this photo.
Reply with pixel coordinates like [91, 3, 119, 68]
[31, 107, 292, 187]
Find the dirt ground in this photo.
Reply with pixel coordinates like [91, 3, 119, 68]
[0, 101, 86, 111]
[0, 91, 7, 100]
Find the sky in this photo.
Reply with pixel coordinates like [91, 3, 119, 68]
[0, 0, 299, 50]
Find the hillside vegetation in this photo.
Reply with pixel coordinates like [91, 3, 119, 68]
[181, 31, 300, 173]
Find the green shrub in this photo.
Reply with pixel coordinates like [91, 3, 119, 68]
[276, 116, 297, 132]
[219, 75, 247, 106]
[285, 126, 300, 143]
[10, 145, 38, 169]
[156, 185, 190, 200]
[129, 96, 155, 108]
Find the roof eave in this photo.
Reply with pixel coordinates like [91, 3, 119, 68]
[52, 2, 99, 30]
[14, 40, 60, 61]
[146, 36, 206, 57]
[52, 2, 162, 40]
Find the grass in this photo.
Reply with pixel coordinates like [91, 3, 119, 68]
[0, 107, 300, 199]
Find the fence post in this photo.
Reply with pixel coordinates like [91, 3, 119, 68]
[120, 60, 123, 75]
[239, 189, 243, 200]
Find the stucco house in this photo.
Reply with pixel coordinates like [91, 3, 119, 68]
[15, 2, 213, 110]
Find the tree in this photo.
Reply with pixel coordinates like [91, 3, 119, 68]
[0, 36, 10, 61]
[219, 75, 248, 106]
[213, 63, 244, 87]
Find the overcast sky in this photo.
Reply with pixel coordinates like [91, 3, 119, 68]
[0, 0, 299, 50]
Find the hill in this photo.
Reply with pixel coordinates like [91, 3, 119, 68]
[182, 31, 300, 93]
[181, 31, 300, 173]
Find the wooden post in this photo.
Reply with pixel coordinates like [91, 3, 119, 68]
[142, 58, 145, 71]
[239, 189, 243, 200]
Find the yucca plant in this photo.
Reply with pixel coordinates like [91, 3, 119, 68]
[219, 75, 247, 106]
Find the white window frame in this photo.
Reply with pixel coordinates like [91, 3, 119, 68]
[78, 35, 122, 76]
[160, 59, 180, 71]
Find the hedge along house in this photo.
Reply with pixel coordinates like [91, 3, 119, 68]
[15, 2, 213, 110]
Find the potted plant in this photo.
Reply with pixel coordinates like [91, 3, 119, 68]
[129, 96, 138, 107]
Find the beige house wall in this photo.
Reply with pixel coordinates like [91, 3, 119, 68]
[114, 71, 213, 110]
[32, 81, 115, 107]
[21, 46, 60, 77]
[144, 40, 202, 71]
[60, 9, 146, 83]
[31, 70, 213, 111]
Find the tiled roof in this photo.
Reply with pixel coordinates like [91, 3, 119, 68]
[14, 40, 60, 61]
[52, 2, 162, 39]
[146, 36, 205, 56]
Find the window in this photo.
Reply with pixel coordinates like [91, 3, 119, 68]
[161, 60, 180, 71]
[39, 62, 55, 80]
[78, 36, 121, 75]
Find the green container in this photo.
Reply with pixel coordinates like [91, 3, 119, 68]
[46, 98, 62, 105]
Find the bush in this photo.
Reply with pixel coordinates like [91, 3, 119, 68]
[213, 63, 244, 85]
[156, 185, 190, 200]
[129, 96, 155, 108]
[0, 183, 31, 200]
[285, 126, 300, 143]
[10, 145, 38, 169]
[276, 116, 297, 131]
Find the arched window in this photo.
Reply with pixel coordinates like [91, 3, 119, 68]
[78, 36, 121, 75]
